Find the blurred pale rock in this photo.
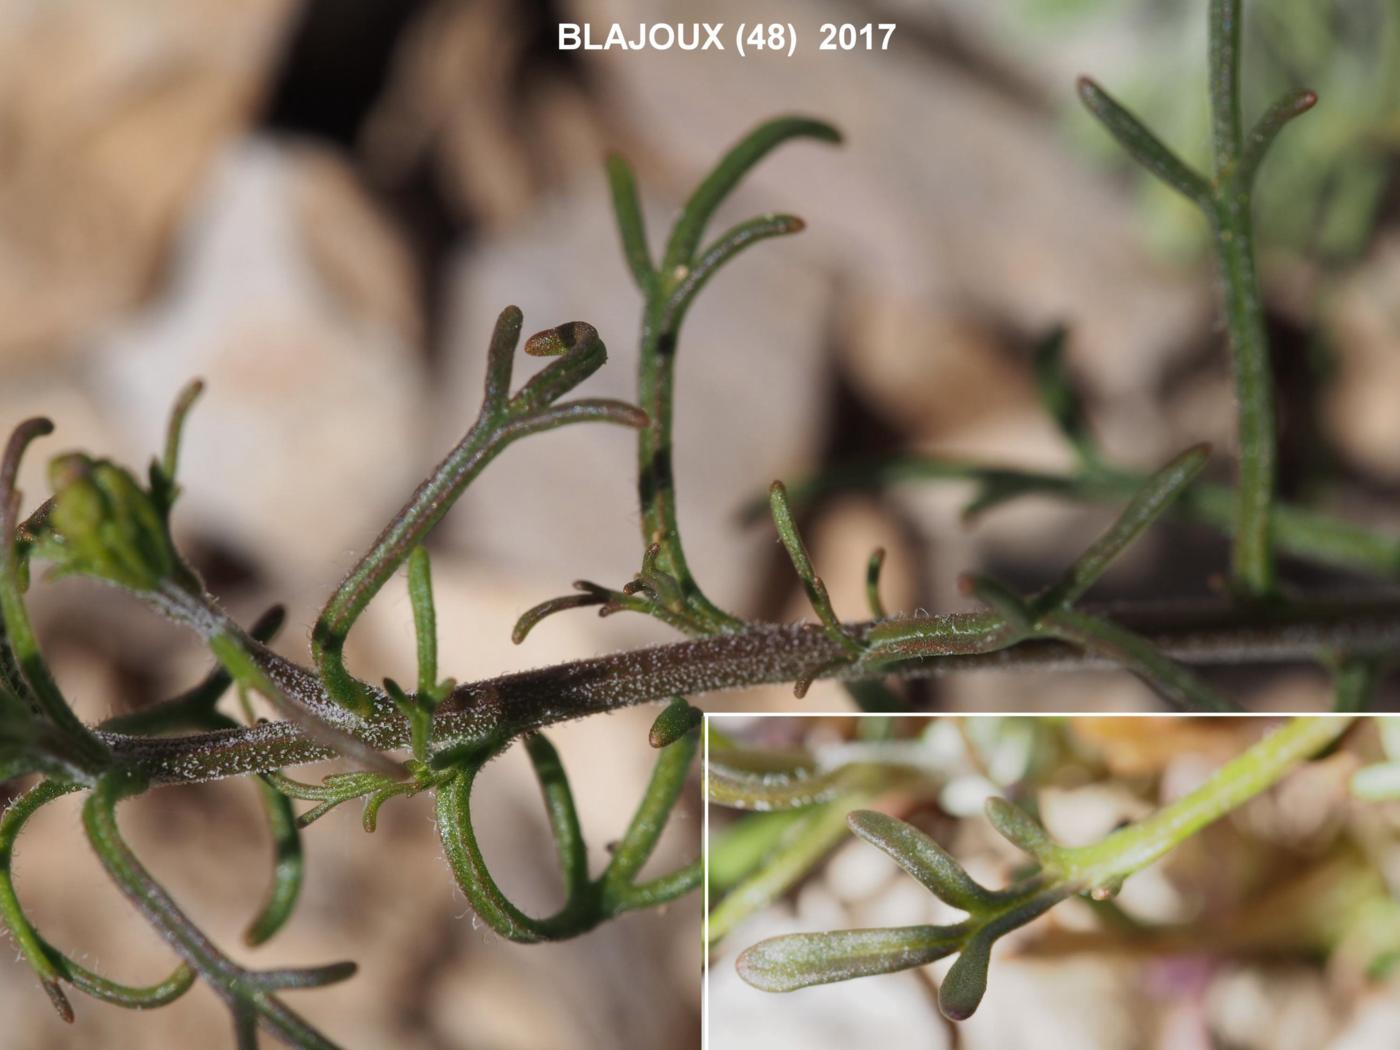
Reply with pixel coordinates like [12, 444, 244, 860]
[292, 147, 424, 347]
[1330, 993, 1400, 1050]
[1071, 716, 1247, 777]
[824, 829, 903, 905]
[1208, 965, 1336, 1050]
[0, 0, 295, 357]
[90, 138, 426, 587]
[959, 955, 1140, 1050]
[363, 0, 535, 225]
[1325, 235, 1400, 480]
[839, 294, 1039, 442]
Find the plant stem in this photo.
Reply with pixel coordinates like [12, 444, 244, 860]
[1209, 187, 1276, 596]
[313, 310, 643, 714]
[83, 768, 349, 1049]
[636, 288, 735, 628]
[1055, 715, 1351, 887]
[1078, 1, 1318, 596]
[628, 117, 838, 633]
[95, 595, 1400, 785]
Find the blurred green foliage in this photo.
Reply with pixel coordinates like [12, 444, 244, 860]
[1020, 0, 1399, 262]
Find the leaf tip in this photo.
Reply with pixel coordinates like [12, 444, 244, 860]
[42, 979, 74, 1023]
[734, 941, 793, 993]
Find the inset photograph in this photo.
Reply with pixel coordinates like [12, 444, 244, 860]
[705, 715, 1400, 1049]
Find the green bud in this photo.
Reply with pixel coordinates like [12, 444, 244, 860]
[44, 454, 177, 592]
[648, 697, 702, 749]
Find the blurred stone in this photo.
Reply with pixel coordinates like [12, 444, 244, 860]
[0, 0, 295, 358]
[292, 146, 424, 347]
[1038, 781, 1150, 849]
[1070, 717, 1248, 777]
[825, 830, 901, 904]
[959, 954, 1140, 1050]
[1325, 235, 1400, 481]
[362, 0, 534, 226]
[1208, 965, 1336, 1050]
[839, 294, 1038, 441]
[1331, 993, 1400, 1050]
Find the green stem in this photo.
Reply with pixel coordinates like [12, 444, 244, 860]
[313, 310, 642, 714]
[1209, 188, 1276, 596]
[1, 780, 82, 1020]
[433, 759, 602, 943]
[0, 420, 110, 773]
[636, 290, 742, 631]
[91, 594, 1400, 785]
[632, 117, 839, 634]
[601, 723, 699, 906]
[83, 768, 351, 1050]
[1054, 715, 1351, 887]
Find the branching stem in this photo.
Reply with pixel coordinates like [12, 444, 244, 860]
[93, 594, 1400, 784]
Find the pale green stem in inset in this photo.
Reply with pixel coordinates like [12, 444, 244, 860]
[1050, 715, 1351, 888]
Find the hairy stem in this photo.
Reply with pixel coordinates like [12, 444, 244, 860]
[95, 595, 1400, 785]
[1209, 187, 1275, 595]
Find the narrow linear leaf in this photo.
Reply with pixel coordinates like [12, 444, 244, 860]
[606, 153, 655, 289]
[524, 733, 590, 898]
[769, 481, 862, 656]
[1077, 78, 1213, 207]
[661, 115, 840, 270]
[1038, 444, 1210, 612]
[865, 548, 887, 619]
[513, 587, 611, 644]
[937, 927, 992, 1020]
[1041, 608, 1240, 713]
[662, 214, 806, 330]
[1031, 326, 1098, 467]
[1237, 89, 1317, 186]
[147, 378, 206, 521]
[602, 719, 699, 901]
